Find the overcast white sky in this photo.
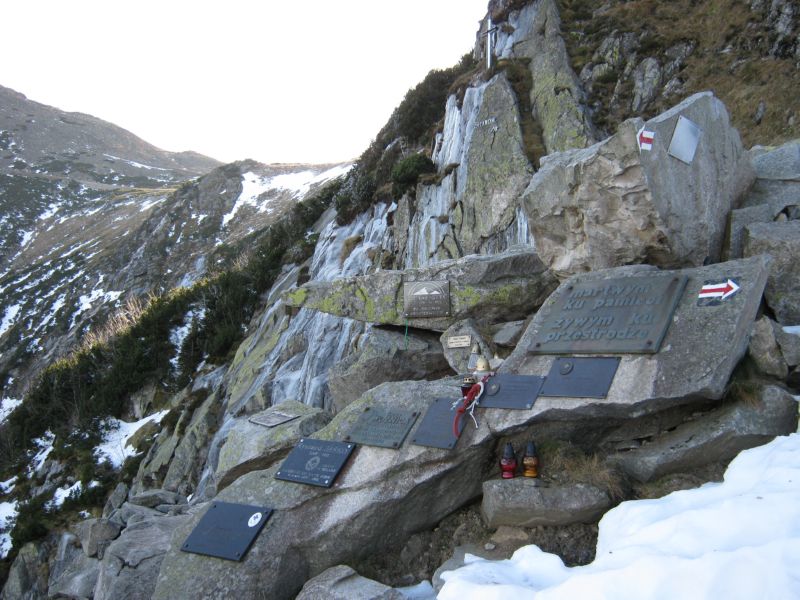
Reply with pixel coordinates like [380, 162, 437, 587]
[2, 0, 488, 165]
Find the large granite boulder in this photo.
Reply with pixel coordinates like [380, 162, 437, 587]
[743, 220, 800, 324]
[328, 327, 450, 413]
[481, 479, 611, 528]
[439, 319, 495, 374]
[608, 384, 798, 482]
[213, 401, 332, 492]
[1, 539, 52, 600]
[153, 379, 496, 600]
[283, 248, 557, 332]
[748, 316, 789, 379]
[503, 256, 770, 416]
[522, 92, 754, 276]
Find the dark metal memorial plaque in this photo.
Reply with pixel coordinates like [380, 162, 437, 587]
[181, 501, 273, 561]
[412, 398, 463, 449]
[403, 281, 450, 318]
[529, 275, 687, 354]
[248, 410, 300, 428]
[539, 357, 621, 398]
[481, 374, 544, 410]
[344, 406, 419, 448]
[275, 438, 355, 488]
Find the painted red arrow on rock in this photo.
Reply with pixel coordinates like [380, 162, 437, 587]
[698, 279, 740, 300]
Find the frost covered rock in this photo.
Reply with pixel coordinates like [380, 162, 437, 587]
[328, 328, 449, 413]
[295, 565, 404, 600]
[743, 220, 800, 324]
[481, 479, 611, 528]
[214, 401, 332, 491]
[522, 93, 754, 276]
[283, 248, 557, 332]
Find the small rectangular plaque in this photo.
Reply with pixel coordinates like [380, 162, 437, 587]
[480, 374, 544, 410]
[181, 501, 272, 561]
[412, 398, 463, 450]
[539, 357, 621, 398]
[403, 281, 450, 318]
[249, 410, 300, 428]
[447, 335, 472, 349]
[668, 115, 702, 164]
[529, 275, 687, 355]
[344, 407, 419, 449]
[275, 438, 355, 487]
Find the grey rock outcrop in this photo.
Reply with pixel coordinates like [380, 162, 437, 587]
[503, 256, 770, 414]
[481, 479, 611, 527]
[153, 379, 495, 600]
[523, 92, 754, 276]
[743, 220, 800, 324]
[94, 513, 189, 600]
[490, 0, 597, 152]
[773, 323, 800, 367]
[47, 533, 100, 599]
[71, 518, 123, 559]
[748, 316, 789, 378]
[295, 565, 404, 600]
[608, 384, 798, 482]
[439, 319, 494, 374]
[214, 401, 332, 491]
[283, 248, 557, 332]
[328, 327, 450, 413]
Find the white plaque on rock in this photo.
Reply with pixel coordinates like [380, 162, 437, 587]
[668, 115, 702, 164]
[447, 335, 472, 348]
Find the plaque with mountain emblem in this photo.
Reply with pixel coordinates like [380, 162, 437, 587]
[344, 406, 419, 449]
[403, 281, 450, 318]
[181, 501, 273, 561]
[275, 438, 355, 487]
[480, 374, 544, 410]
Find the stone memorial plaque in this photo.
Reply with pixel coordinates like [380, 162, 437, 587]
[181, 501, 273, 561]
[412, 398, 463, 449]
[403, 281, 450, 318]
[248, 410, 300, 428]
[539, 357, 621, 398]
[344, 406, 419, 449]
[480, 374, 544, 410]
[447, 335, 472, 349]
[668, 115, 702, 164]
[275, 438, 355, 488]
[529, 275, 687, 354]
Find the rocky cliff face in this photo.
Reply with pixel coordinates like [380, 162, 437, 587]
[2, 1, 799, 598]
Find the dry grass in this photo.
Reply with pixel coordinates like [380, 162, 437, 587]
[538, 439, 627, 501]
[340, 234, 364, 264]
[79, 295, 149, 349]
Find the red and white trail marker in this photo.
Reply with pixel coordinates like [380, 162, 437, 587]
[638, 127, 655, 151]
[698, 279, 740, 300]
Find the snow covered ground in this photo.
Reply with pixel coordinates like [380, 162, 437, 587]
[94, 410, 169, 468]
[439, 431, 800, 600]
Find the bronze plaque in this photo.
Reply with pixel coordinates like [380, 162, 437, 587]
[344, 406, 419, 449]
[275, 438, 355, 487]
[403, 281, 450, 318]
[529, 275, 687, 354]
